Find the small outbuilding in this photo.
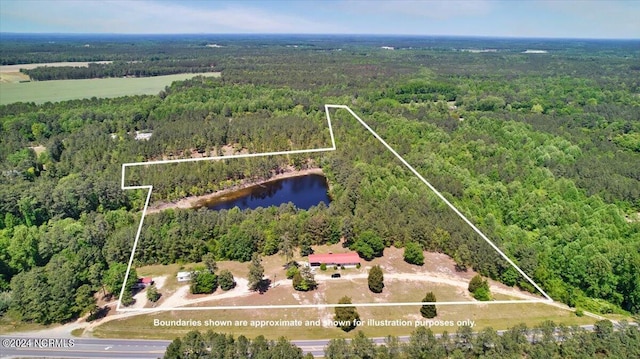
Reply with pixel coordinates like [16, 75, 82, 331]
[177, 271, 192, 282]
[308, 252, 361, 268]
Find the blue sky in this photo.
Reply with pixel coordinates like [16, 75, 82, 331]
[1, 0, 638, 39]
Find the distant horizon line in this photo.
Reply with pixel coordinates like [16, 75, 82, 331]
[1, 32, 638, 41]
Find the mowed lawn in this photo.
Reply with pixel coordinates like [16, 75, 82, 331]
[0, 72, 221, 105]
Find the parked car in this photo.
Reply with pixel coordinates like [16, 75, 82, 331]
[331, 273, 341, 278]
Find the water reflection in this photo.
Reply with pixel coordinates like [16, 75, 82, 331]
[200, 174, 330, 211]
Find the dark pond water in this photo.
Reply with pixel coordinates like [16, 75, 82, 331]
[200, 174, 330, 211]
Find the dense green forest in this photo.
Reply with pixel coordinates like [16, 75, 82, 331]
[1, 35, 639, 325]
[164, 320, 640, 359]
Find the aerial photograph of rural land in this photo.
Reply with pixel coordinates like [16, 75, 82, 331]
[1, 0, 639, 358]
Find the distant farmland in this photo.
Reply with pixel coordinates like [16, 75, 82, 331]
[0, 72, 221, 105]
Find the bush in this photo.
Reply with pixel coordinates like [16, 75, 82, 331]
[190, 272, 218, 294]
[575, 308, 584, 317]
[300, 243, 314, 256]
[121, 290, 135, 307]
[368, 265, 384, 293]
[0, 291, 12, 315]
[403, 242, 424, 265]
[351, 230, 384, 260]
[320, 263, 327, 271]
[356, 263, 361, 269]
[334, 296, 360, 332]
[286, 266, 300, 279]
[293, 266, 317, 292]
[468, 274, 487, 293]
[421, 292, 437, 318]
[473, 287, 491, 301]
[146, 284, 160, 302]
[218, 270, 236, 291]
[468, 274, 491, 301]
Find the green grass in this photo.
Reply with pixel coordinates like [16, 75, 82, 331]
[0, 72, 220, 105]
[91, 301, 596, 341]
[0, 314, 56, 335]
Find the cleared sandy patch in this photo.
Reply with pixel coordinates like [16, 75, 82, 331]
[0, 61, 113, 73]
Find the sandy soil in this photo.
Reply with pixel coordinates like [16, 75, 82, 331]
[146, 167, 324, 214]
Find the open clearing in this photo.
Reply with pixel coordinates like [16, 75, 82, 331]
[0, 72, 221, 105]
[73, 246, 597, 340]
[0, 61, 113, 84]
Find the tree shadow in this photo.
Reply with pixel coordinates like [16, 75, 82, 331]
[257, 278, 272, 294]
[87, 306, 110, 322]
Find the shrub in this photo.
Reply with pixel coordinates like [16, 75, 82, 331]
[334, 296, 360, 332]
[473, 287, 491, 301]
[121, 291, 135, 307]
[468, 274, 491, 301]
[190, 272, 218, 294]
[421, 292, 437, 318]
[468, 274, 486, 293]
[320, 263, 327, 271]
[403, 242, 424, 265]
[286, 266, 300, 279]
[146, 284, 160, 302]
[293, 266, 317, 292]
[218, 270, 236, 291]
[368, 265, 384, 293]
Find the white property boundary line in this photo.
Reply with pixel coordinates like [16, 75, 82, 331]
[117, 104, 552, 312]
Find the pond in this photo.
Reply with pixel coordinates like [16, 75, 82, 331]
[198, 174, 331, 211]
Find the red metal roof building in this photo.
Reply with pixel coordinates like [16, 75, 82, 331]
[308, 252, 361, 267]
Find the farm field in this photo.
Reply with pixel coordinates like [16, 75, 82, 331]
[0, 72, 221, 104]
[0, 61, 113, 83]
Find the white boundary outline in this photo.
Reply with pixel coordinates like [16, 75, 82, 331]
[117, 104, 552, 312]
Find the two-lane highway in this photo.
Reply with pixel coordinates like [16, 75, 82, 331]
[0, 337, 170, 359]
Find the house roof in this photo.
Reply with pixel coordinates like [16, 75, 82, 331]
[139, 277, 153, 284]
[308, 252, 360, 264]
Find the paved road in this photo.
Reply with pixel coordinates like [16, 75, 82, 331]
[0, 337, 170, 359]
[2, 323, 634, 358]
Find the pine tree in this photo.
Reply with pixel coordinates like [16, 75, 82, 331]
[218, 270, 236, 291]
[248, 253, 264, 291]
[368, 265, 384, 293]
[468, 274, 486, 293]
[146, 284, 160, 302]
[334, 296, 360, 332]
[202, 252, 217, 273]
[421, 291, 437, 318]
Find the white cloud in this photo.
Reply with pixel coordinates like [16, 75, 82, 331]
[1, 0, 347, 34]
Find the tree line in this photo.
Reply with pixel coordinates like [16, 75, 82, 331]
[164, 320, 640, 359]
[1, 36, 639, 326]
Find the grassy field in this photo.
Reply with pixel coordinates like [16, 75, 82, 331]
[0, 72, 220, 105]
[89, 301, 595, 340]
